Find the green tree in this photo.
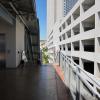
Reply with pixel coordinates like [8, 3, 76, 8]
[42, 47, 49, 64]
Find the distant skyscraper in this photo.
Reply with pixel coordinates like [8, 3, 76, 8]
[63, 0, 78, 16]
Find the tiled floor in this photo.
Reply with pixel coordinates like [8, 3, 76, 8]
[0, 63, 72, 100]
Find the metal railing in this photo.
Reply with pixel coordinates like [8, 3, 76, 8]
[55, 51, 100, 100]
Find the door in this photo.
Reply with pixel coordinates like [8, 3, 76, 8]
[0, 34, 6, 70]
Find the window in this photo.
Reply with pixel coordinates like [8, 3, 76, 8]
[72, 24, 80, 35]
[82, 59, 94, 74]
[66, 30, 71, 38]
[67, 16, 71, 25]
[82, 0, 95, 12]
[72, 41, 80, 51]
[59, 36, 62, 41]
[62, 33, 66, 40]
[62, 22, 66, 29]
[82, 15, 95, 32]
[59, 27, 62, 32]
[82, 39, 95, 52]
[72, 7, 80, 20]
[63, 44, 66, 51]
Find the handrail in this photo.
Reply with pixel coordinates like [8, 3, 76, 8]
[56, 51, 100, 99]
[60, 51, 100, 87]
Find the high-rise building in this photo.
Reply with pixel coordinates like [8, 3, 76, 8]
[47, 0, 64, 36]
[47, 0, 78, 63]
[47, 0, 64, 62]
[47, 0, 100, 99]
[63, 0, 78, 16]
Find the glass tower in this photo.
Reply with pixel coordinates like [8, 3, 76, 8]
[64, 0, 78, 16]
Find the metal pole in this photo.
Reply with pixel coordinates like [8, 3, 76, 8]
[76, 67, 80, 100]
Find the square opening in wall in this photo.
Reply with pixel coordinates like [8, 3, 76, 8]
[62, 33, 66, 40]
[59, 45, 62, 50]
[72, 24, 80, 35]
[72, 57, 79, 64]
[59, 27, 62, 32]
[72, 6, 80, 20]
[82, 59, 94, 74]
[59, 36, 62, 41]
[72, 41, 80, 51]
[82, 15, 95, 32]
[66, 30, 71, 38]
[67, 43, 71, 51]
[67, 16, 71, 26]
[62, 22, 66, 30]
[82, 39, 95, 52]
[63, 44, 66, 51]
[82, 0, 95, 12]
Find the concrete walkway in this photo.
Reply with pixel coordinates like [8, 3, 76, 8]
[0, 63, 72, 100]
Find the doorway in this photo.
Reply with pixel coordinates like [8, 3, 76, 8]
[0, 34, 6, 70]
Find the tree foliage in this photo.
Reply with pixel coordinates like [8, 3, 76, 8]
[42, 47, 49, 64]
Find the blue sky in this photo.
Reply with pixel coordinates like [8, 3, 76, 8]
[36, 0, 47, 40]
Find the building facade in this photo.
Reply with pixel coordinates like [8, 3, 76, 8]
[0, 0, 40, 69]
[47, 0, 100, 99]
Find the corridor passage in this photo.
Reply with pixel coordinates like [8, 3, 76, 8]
[0, 63, 72, 100]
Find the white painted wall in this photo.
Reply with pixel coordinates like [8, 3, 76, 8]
[16, 17, 25, 67]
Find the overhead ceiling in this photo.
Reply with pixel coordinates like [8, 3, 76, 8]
[0, 0, 38, 34]
[0, 0, 36, 16]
